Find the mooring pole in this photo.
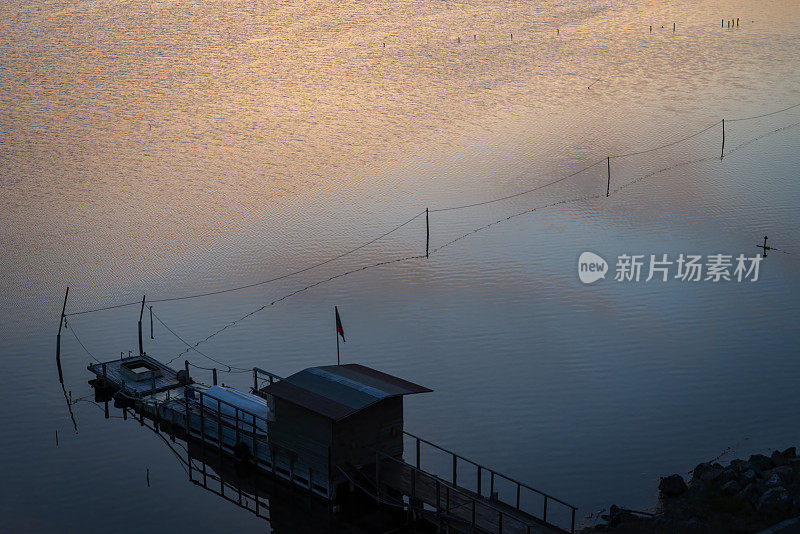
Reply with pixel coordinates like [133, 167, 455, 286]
[149, 306, 154, 339]
[138, 295, 146, 356]
[606, 157, 611, 197]
[56, 287, 69, 383]
[425, 208, 430, 258]
[184, 360, 191, 434]
[213, 367, 218, 386]
[721, 119, 725, 159]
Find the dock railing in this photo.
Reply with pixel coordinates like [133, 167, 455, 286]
[377, 451, 545, 534]
[404, 431, 576, 533]
[183, 383, 332, 498]
[252, 367, 283, 392]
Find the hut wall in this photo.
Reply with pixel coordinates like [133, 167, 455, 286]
[331, 397, 403, 468]
[268, 397, 332, 481]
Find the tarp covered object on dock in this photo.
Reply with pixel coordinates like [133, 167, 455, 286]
[199, 385, 269, 434]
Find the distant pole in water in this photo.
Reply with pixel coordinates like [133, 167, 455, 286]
[426, 208, 430, 258]
[457, 36, 460, 43]
[649, 25, 652, 32]
[721, 119, 725, 159]
[511, 33, 513, 41]
[557, 28, 559, 35]
[606, 157, 611, 197]
[737, 17, 739, 27]
[722, 19, 724, 28]
[138, 295, 146, 356]
[673, 22, 676, 32]
[56, 287, 69, 384]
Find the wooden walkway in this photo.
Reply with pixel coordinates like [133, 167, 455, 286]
[359, 455, 568, 534]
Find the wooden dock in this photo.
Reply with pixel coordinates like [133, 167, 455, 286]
[365, 455, 565, 534]
[88, 359, 577, 534]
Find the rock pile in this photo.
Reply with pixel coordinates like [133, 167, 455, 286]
[587, 447, 800, 533]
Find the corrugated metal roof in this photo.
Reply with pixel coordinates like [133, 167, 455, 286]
[260, 363, 431, 421]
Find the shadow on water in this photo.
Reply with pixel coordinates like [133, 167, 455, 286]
[79, 381, 425, 534]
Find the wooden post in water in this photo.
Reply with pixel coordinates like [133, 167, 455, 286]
[138, 295, 146, 356]
[253, 369, 258, 392]
[56, 287, 69, 383]
[425, 208, 429, 258]
[721, 119, 725, 159]
[606, 157, 611, 197]
[213, 367, 217, 386]
[184, 360, 190, 435]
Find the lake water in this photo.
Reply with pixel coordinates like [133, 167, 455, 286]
[1, 0, 799, 531]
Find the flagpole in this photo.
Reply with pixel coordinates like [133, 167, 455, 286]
[336, 308, 340, 365]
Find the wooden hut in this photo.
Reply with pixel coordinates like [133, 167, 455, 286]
[257, 363, 431, 496]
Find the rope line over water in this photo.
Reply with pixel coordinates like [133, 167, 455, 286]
[727, 102, 800, 123]
[59, 100, 800, 342]
[429, 158, 606, 212]
[64, 320, 101, 363]
[64, 210, 426, 317]
[150, 309, 250, 371]
[609, 120, 721, 159]
[62, 107, 800, 376]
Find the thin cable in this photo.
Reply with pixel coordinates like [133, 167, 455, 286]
[151, 308, 249, 371]
[430, 158, 606, 212]
[169, 253, 427, 361]
[728, 102, 800, 122]
[66, 210, 426, 316]
[610, 121, 721, 159]
[63, 319, 102, 363]
[64, 300, 143, 318]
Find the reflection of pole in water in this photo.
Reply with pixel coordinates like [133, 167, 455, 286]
[56, 287, 78, 433]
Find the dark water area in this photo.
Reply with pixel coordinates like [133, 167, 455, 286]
[1, 0, 800, 531]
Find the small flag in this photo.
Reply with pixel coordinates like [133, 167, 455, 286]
[335, 306, 345, 342]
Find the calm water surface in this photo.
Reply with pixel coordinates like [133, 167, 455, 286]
[1, 0, 799, 531]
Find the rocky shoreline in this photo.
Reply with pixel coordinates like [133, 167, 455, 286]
[584, 447, 800, 533]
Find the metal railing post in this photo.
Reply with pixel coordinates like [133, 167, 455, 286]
[235, 407, 240, 444]
[199, 391, 205, 443]
[375, 451, 380, 500]
[543, 495, 548, 522]
[217, 398, 222, 452]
